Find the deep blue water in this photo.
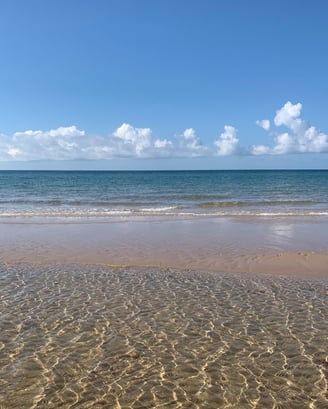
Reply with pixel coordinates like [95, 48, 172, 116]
[0, 170, 327, 218]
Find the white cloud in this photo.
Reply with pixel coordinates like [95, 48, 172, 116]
[252, 101, 328, 155]
[256, 119, 270, 131]
[1, 103, 327, 161]
[274, 101, 302, 128]
[176, 128, 209, 157]
[0, 126, 86, 161]
[252, 144, 270, 155]
[302, 126, 328, 153]
[214, 125, 239, 156]
[13, 126, 85, 139]
[154, 138, 172, 149]
[272, 132, 297, 154]
[112, 123, 153, 157]
[0, 134, 13, 160]
[0, 124, 209, 161]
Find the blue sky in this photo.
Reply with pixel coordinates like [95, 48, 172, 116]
[0, 0, 327, 169]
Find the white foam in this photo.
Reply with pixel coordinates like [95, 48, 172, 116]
[138, 206, 178, 212]
[0, 207, 328, 219]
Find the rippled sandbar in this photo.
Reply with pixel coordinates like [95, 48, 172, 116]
[0, 264, 327, 408]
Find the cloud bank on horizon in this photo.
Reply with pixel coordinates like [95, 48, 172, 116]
[1, 101, 327, 161]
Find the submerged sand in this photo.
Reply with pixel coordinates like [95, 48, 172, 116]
[1, 217, 328, 408]
[0, 216, 328, 276]
[1, 263, 327, 408]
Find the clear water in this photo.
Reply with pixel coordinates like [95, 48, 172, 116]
[0, 263, 327, 408]
[0, 170, 328, 218]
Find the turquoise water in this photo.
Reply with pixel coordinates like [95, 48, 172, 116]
[0, 170, 327, 218]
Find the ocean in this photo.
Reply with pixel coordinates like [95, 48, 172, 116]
[1, 169, 328, 408]
[0, 169, 328, 218]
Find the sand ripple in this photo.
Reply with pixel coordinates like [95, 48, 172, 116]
[0, 263, 327, 408]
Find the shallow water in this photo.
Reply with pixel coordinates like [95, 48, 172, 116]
[0, 264, 327, 408]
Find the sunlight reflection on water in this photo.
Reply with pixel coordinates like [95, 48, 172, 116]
[0, 263, 327, 408]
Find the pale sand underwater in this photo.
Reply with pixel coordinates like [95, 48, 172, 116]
[0, 263, 327, 408]
[0, 217, 328, 408]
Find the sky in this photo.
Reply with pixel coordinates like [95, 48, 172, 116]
[0, 0, 328, 169]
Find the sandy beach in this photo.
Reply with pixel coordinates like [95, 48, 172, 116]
[1, 216, 328, 276]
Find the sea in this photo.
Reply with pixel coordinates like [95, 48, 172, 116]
[0, 169, 328, 219]
[1, 169, 328, 408]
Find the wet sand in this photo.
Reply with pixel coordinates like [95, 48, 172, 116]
[1, 216, 328, 276]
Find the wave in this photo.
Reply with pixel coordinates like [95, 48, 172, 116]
[0, 199, 161, 207]
[139, 206, 179, 212]
[1, 208, 328, 218]
[0, 198, 320, 210]
[197, 200, 316, 208]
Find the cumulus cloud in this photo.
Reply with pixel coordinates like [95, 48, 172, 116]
[274, 101, 303, 129]
[176, 128, 209, 157]
[252, 101, 328, 155]
[256, 119, 270, 131]
[13, 126, 85, 138]
[111, 123, 153, 157]
[1, 102, 327, 161]
[214, 126, 239, 156]
[0, 124, 208, 161]
[252, 144, 270, 155]
[1, 126, 85, 161]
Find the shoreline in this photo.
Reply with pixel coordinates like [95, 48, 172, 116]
[1, 216, 328, 277]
